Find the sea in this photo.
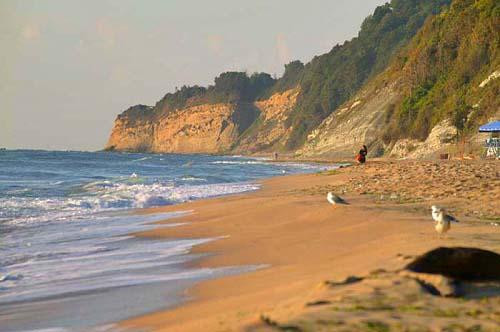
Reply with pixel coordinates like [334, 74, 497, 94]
[0, 150, 337, 331]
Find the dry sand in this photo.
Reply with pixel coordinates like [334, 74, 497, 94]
[122, 160, 499, 332]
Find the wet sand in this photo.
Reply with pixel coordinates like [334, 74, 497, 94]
[122, 160, 500, 331]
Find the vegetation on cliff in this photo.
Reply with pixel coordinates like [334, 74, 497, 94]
[383, 0, 499, 143]
[113, 0, 452, 151]
[153, 72, 275, 114]
[282, 0, 452, 149]
[118, 105, 154, 122]
[110, 0, 499, 156]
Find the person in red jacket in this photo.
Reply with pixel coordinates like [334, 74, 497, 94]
[356, 145, 368, 164]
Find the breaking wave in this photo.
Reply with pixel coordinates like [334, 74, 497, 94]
[0, 181, 260, 226]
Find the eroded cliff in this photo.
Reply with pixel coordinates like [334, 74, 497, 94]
[105, 90, 298, 154]
[298, 83, 399, 159]
[234, 89, 299, 153]
[297, 81, 461, 159]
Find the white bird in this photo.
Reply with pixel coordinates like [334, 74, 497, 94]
[327, 192, 349, 205]
[431, 206, 459, 238]
[431, 205, 441, 222]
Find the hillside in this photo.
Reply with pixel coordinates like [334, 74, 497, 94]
[106, 0, 452, 154]
[277, 0, 452, 149]
[299, 0, 499, 159]
[384, 0, 499, 143]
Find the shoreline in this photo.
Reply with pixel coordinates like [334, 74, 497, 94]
[1, 153, 341, 332]
[121, 160, 500, 331]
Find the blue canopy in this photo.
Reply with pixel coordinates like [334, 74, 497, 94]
[479, 121, 500, 132]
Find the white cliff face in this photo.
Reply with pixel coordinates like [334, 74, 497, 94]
[297, 79, 466, 160]
[388, 120, 457, 159]
[298, 83, 399, 159]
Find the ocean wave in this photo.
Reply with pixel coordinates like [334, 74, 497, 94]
[0, 152, 338, 229]
[211, 160, 266, 165]
[271, 162, 340, 170]
[5, 187, 32, 195]
[0, 274, 23, 282]
[1, 181, 260, 226]
[180, 176, 207, 182]
[210, 159, 341, 173]
[131, 156, 152, 162]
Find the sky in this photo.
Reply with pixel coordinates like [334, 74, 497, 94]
[1, 0, 385, 151]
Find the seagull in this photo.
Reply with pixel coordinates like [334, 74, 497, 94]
[327, 192, 349, 205]
[431, 206, 459, 238]
[431, 205, 441, 222]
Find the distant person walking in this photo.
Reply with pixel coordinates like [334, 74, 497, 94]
[274, 152, 279, 160]
[355, 145, 368, 164]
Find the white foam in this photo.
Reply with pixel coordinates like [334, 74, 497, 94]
[211, 159, 342, 172]
[211, 160, 266, 165]
[131, 156, 151, 162]
[1, 181, 260, 227]
[180, 176, 207, 182]
[1, 158, 344, 227]
[0, 212, 209, 305]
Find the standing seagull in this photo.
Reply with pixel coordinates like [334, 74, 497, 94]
[431, 206, 459, 238]
[431, 205, 441, 222]
[327, 192, 349, 205]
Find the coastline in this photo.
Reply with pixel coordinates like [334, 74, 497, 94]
[2, 152, 337, 332]
[121, 160, 500, 331]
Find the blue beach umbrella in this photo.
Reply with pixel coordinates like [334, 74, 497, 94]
[479, 121, 500, 132]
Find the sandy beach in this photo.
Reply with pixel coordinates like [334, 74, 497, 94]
[122, 160, 500, 332]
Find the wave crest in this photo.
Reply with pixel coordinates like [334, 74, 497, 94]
[1, 181, 260, 226]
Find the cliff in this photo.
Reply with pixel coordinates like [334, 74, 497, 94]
[106, 0, 450, 155]
[300, 0, 499, 159]
[108, 103, 242, 154]
[298, 82, 400, 158]
[234, 88, 299, 153]
[106, 0, 497, 158]
[297, 79, 461, 159]
[105, 89, 298, 154]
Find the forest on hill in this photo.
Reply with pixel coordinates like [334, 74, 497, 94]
[119, 0, 452, 148]
[382, 0, 499, 143]
[275, 0, 452, 149]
